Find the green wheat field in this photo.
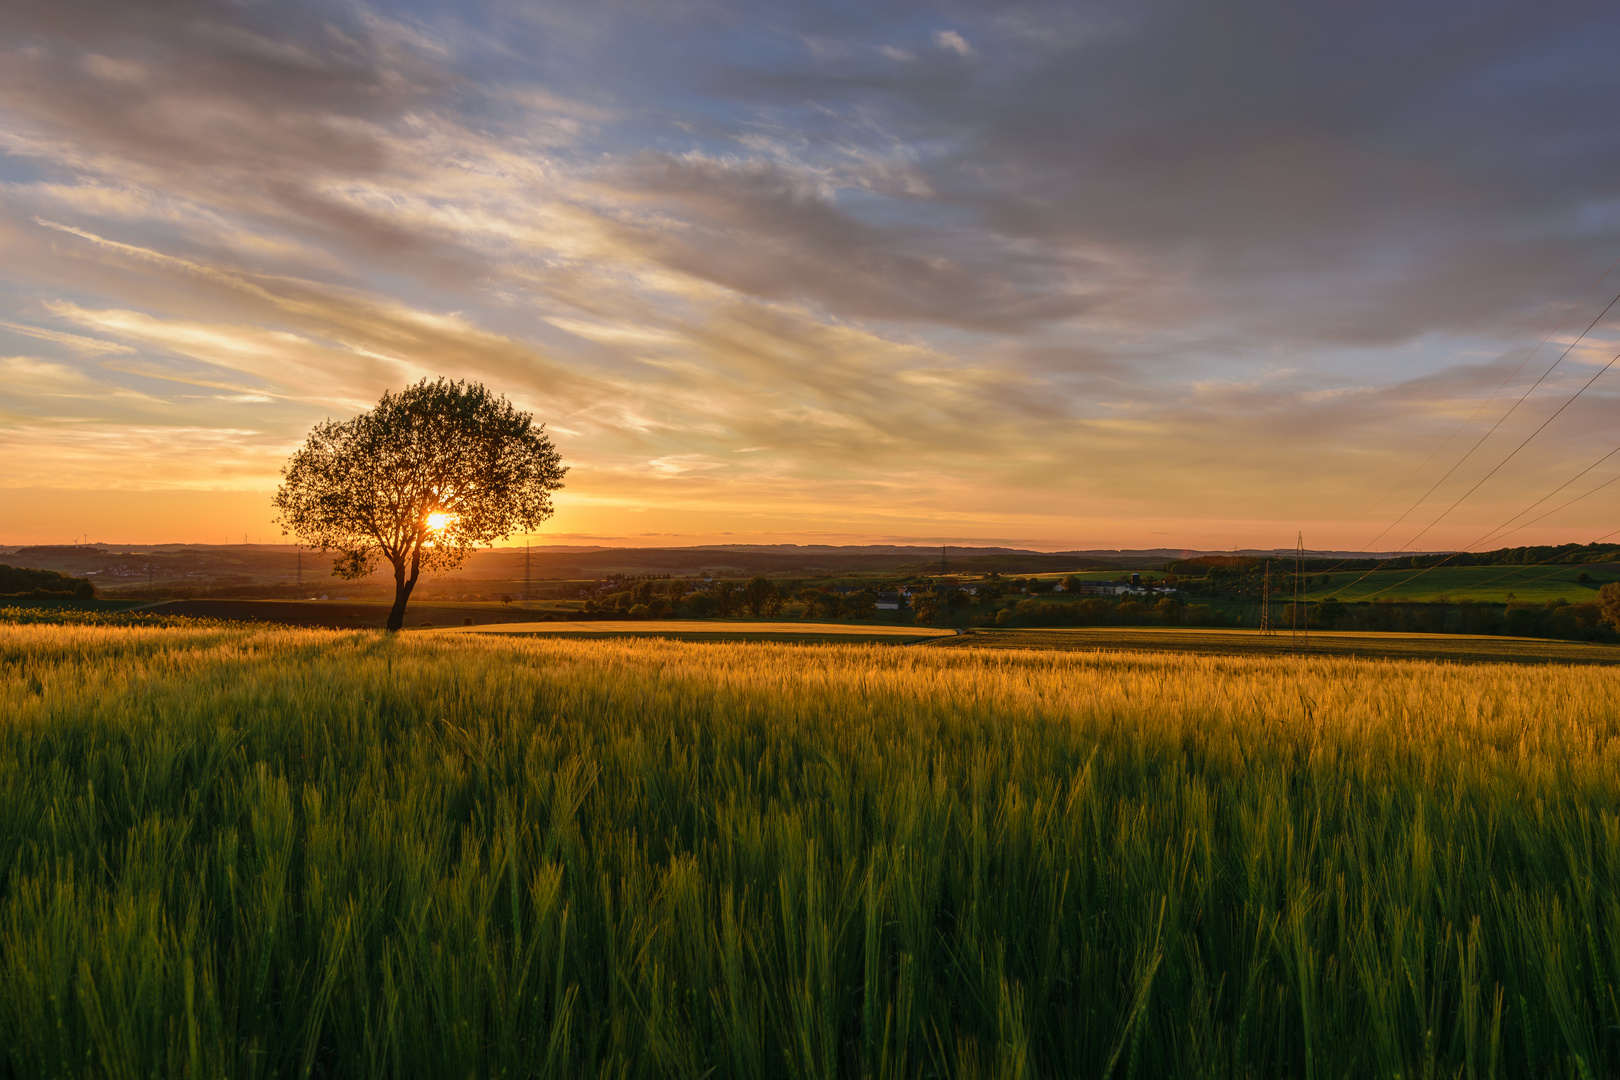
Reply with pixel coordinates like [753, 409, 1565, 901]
[5, 623, 1620, 1078]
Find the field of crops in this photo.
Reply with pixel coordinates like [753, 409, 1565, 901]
[5, 625, 1620, 1077]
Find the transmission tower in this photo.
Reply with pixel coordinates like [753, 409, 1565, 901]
[296, 546, 303, 597]
[1260, 559, 1272, 634]
[1292, 532, 1308, 647]
[524, 539, 532, 602]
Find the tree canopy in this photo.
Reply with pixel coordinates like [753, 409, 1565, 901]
[274, 378, 566, 630]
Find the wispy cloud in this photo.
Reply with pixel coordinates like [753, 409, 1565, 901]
[0, 319, 133, 355]
[3, 0, 1620, 547]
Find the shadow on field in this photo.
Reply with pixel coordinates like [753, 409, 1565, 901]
[944, 626, 1620, 665]
[141, 598, 562, 630]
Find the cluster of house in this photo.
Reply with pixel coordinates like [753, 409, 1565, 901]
[1058, 573, 1178, 598]
[865, 573, 1177, 610]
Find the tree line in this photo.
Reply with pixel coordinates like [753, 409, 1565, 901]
[582, 578, 887, 620]
[1168, 542, 1620, 576]
[0, 564, 95, 598]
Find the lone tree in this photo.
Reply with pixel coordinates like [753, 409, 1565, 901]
[274, 378, 566, 631]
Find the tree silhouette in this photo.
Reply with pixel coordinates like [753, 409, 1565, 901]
[741, 576, 775, 617]
[274, 379, 566, 631]
[1600, 582, 1620, 631]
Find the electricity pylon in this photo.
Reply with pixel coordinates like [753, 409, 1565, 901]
[1260, 559, 1273, 634]
[1292, 532, 1308, 647]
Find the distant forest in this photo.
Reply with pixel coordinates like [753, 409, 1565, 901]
[1170, 542, 1620, 575]
[0, 564, 94, 597]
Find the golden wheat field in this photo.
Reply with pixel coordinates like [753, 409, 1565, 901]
[3, 622, 1620, 1077]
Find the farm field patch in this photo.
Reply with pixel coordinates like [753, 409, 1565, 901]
[439, 618, 955, 644]
[950, 625, 1620, 664]
[1307, 562, 1620, 604]
[5, 625, 1620, 1076]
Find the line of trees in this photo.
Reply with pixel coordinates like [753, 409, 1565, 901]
[0, 564, 95, 598]
[585, 577, 814, 619]
[582, 578, 922, 621]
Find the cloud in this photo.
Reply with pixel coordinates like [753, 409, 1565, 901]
[606, 150, 1105, 330]
[0, 319, 133, 355]
[712, 1, 1620, 348]
[3, 0, 1620, 548]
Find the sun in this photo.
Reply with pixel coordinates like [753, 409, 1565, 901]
[426, 511, 451, 531]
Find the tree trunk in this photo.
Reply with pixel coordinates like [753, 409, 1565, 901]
[385, 555, 421, 632]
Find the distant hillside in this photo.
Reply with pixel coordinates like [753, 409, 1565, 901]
[10, 540, 1603, 590]
[0, 542, 1157, 589]
[466, 545, 1133, 577]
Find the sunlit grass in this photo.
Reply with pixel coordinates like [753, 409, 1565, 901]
[3, 623, 1620, 1076]
[0, 605, 235, 628]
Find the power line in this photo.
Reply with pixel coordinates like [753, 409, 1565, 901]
[1290, 257, 1620, 587]
[1462, 443, 1620, 552]
[1393, 349, 1620, 554]
[1321, 259, 1620, 554]
[1373, 524, 1620, 607]
[1480, 527, 1620, 594]
[1412, 529, 1620, 603]
[1346, 287, 1620, 558]
[1372, 464, 1620, 603]
[1320, 293, 1604, 548]
[1471, 472, 1620, 555]
[1342, 429, 1620, 604]
[1324, 342, 1620, 602]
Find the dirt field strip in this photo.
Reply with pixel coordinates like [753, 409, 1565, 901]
[943, 626, 1620, 664]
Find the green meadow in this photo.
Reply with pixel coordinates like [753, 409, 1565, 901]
[5, 623, 1620, 1077]
[1310, 563, 1612, 604]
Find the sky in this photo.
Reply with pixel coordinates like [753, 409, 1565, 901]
[4, 0, 1620, 552]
